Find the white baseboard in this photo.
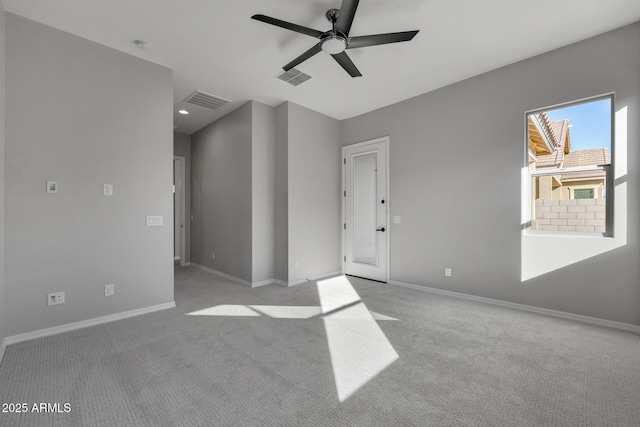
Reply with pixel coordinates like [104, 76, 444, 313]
[252, 279, 275, 288]
[388, 280, 640, 334]
[191, 263, 274, 288]
[286, 271, 344, 287]
[4, 302, 176, 346]
[191, 263, 252, 287]
[191, 264, 342, 288]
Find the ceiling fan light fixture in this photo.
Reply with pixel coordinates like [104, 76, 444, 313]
[321, 35, 347, 54]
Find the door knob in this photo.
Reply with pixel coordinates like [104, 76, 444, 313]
[376, 227, 385, 232]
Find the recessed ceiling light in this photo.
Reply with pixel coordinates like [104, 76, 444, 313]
[178, 110, 189, 115]
[133, 39, 151, 51]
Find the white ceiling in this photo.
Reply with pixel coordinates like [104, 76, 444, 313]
[5, 0, 640, 135]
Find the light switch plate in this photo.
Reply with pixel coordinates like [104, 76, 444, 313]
[103, 184, 113, 196]
[48, 292, 65, 306]
[105, 284, 115, 296]
[393, 216, 401, 224]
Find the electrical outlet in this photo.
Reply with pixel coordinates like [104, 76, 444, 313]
[105, 284, 115, 297]
[294, 260, 299, 269]
[48, 292, 65, 306]
[212, 252, 215, 260]
[445, 268, 452, 277]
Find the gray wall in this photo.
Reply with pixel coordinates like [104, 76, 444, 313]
[5, 14, 174, 337]
[192, 100, 340, 286]
[274, 103, 289, 282]
[0, 6, 6, 351]
[191, 102, 253, 281]
[283, 102, 342, 283]
[341, 23, 640, 326]
[251, 102, 275, 283]
[174, 133, 192, 263]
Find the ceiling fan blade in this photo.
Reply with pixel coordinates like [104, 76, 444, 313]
[347, 30, 419, 49]
[283, 43, 323, 71]
[331, 51, 362, 77]
[335, 0, 360, 35]
[252, 14, 323, 38]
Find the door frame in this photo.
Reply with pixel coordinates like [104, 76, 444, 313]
[342, 136, 390, 282]
[174, 156, 187, 266]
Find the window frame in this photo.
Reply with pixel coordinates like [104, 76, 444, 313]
[524, 93, 615, 237]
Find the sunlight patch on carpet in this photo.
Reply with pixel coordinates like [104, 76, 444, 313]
[186, 304, 260, 317]
[317, 276, 399, 402]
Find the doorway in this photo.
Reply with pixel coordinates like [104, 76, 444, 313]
[174, 156, 186, 266]
[342, 137, 389, 282]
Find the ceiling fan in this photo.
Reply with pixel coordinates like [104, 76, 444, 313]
[252, 0, 419, 78]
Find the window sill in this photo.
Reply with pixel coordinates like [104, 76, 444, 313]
[522, 230, 612, 239]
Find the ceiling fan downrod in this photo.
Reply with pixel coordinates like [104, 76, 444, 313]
[322, 8, 347, 54]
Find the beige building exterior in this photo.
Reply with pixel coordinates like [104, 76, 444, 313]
[528, 112, 609, 232]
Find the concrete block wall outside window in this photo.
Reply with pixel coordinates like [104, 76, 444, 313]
[533, 198, 606, 232]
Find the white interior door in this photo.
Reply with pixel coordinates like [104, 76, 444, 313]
[343, 138, 388, 282]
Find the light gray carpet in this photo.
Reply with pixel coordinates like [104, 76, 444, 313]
[1, 266, 639, 426]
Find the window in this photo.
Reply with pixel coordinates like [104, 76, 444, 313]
[574, 188, 594, 199]
[526, 95, 613, 235]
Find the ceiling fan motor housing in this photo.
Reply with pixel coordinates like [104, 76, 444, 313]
[321, 32, 348, 54]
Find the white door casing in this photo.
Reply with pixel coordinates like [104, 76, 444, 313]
[174, 156, 186, 266]
[343, 137, 389, 282]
